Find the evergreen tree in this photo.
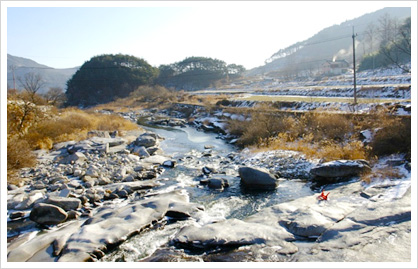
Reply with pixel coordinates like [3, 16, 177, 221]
[65, 54, 158, 107]
[157, 57, 245, 90]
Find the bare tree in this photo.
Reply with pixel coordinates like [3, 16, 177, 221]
[43, 87, 67, 107]
[381, 17, 411, 72]
[17, 72, 45, 103]
[364, 22, 377, 55]
[378, 13, 398, 48]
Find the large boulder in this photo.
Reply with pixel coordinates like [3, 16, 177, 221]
[294, 187, 411, 262]
[238, 167, 279, 190]
[29, 203, 68, 225]
[134, 133, 157, 148]
[172, 218, 296, 252]
[310, 159, 371, 179]
[57, 191, 202, 262]
[45, 196, 82, 211]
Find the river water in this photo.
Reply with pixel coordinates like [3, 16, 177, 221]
[101, 125, 314, 262]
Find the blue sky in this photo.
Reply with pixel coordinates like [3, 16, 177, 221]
[4, 1, 409, 69]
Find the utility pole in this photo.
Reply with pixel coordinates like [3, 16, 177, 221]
[8, 65, 17, 90]
[352, 26, 358, 105]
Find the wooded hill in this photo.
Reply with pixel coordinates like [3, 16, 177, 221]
[247, 7, 411, 78]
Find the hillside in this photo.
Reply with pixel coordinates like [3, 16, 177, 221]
[7, 54, 79, 93]
[247, 7, 411, 77]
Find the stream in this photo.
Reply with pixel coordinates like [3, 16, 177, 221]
[101, 125, 314, 262]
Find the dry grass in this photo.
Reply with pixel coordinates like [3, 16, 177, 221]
[227, 107, 409, 161]
[23, 108, 139, 150]
[259, 133, 369, 162]
[7, 103, 140, 185]
[361, 166, 404, 184]
[229, 110, 354, 148]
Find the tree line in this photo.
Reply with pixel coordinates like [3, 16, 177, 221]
[358, 16, 410, 72]
[65, 55, 245, 107]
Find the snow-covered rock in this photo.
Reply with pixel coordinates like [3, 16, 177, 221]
[310, 159, 371, 179]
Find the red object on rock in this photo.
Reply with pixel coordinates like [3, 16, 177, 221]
[318, 190, 330, 200]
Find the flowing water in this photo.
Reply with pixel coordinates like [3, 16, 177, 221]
[101, 125, 314, 262]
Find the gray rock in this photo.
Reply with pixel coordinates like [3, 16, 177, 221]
[73, 169, 84, 177]
[45, 196, 81, 211]
[53, 140, 76, 151]
[85, 167, 99, 178]
[143, 155, 170, 165]
[202, 166, 217, 175]
[294, 187, 411, 262]
[200, 177, 229, 190]
[32, 182, 46, 190]
[7, 220, 82, 262]
[8, 192, 26, 210]
[67, 210, 81, 220]
[238, 167, 279, 190]
[83, 192, 102, 204]
[29, 203, 68, 225]
[90, 136, 125, 147]
[67, 140, 94, 154]
[96, 177, 112, 186]
[310, 159, 371, 179]
[209, 178, 229, 189]
[104, 192, 119, 200]
[8, 184, 19, 191]
[172, 218, 295, 250]
[58, 152, 87, 165]
[15, 191, 45, 210]
[146, 146, 161, 156]
[162, 160, 176, 168]
[57, 191, 201, 262]
[106, 180, 162, 193]
[131, 146, 150, 158]
[134, 134, 157, 148]
[82, 175, 96, 187]
[114, 189, 129, 198]
[58, 188, 71, 198]
[9, 211, 26, 220]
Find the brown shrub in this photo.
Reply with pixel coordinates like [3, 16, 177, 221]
[264, 134, 369, 161]
[7, 100, 41, 135]
[7, 135, 36, 184]
[370, 119, 411, 157]
[303, 112, 353, 141]
[361, 166, 404, 184]
[7, 135, 36, 170]
[228, 110, 354, 148]
[237, 112, 288, 147]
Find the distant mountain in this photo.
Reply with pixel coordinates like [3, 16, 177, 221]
[247, 7, 411, 77]
[7, 54, 79, 93]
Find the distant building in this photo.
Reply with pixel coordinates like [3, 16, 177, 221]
[322, 60, 350, 75]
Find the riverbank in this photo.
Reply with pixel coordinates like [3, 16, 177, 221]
[5, 109, 412, 263]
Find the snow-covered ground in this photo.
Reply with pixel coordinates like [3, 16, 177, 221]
[197, 65, 412, 115]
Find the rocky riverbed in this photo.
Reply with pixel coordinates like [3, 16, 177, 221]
[6, 110, 412, 263]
